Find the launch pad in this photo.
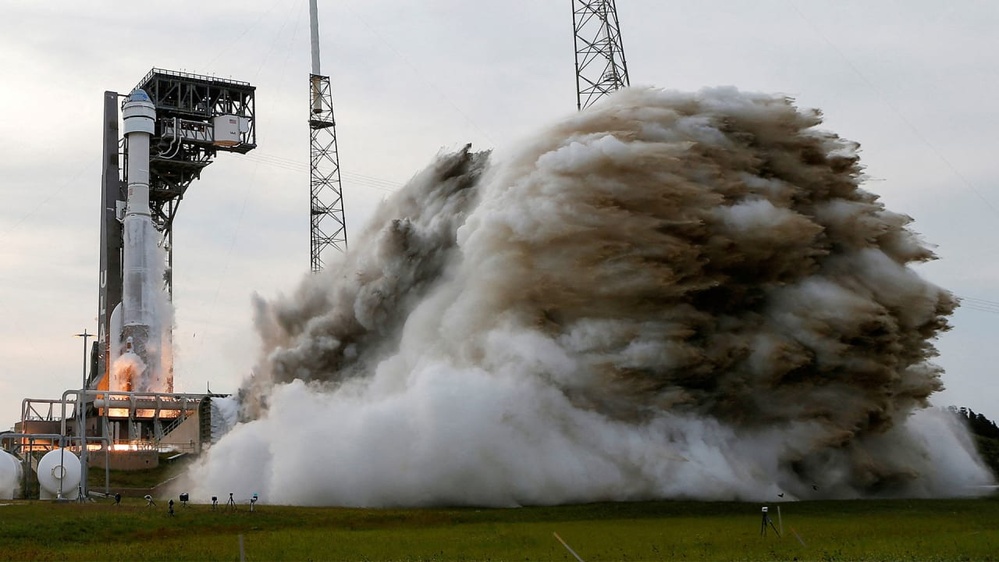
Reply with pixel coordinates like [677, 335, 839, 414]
[96, 69, 257, 390]
[0, 68, 257, 500]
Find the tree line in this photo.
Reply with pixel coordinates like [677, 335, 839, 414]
[950, 406, 999, 479]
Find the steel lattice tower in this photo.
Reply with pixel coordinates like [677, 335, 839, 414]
[572, 0, 630, 110]
[309, 0, 347, 272]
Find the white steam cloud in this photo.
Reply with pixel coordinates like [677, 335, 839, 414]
[184, 87, 993, 506]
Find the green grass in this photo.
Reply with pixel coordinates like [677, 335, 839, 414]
[0, 497, 997, 561]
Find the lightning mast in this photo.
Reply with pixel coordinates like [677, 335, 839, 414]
[309, 0, 348, 271]
[572, 0, 630, 110]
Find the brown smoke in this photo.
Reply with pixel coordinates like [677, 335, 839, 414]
[242, 147, 488, 412]
[201, 87, 989, 505]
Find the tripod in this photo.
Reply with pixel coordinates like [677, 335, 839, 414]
[227, 493, 237, 511]
[761, 507, 781, 537]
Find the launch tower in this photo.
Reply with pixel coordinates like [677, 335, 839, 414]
[96, 69, 257, 392]
[309, 0, 348, 271]
[572, 0, 630, 110]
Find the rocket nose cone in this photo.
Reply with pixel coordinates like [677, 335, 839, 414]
[128, 89, 152, 103]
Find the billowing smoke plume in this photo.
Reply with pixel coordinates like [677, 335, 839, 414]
[186, 87, 992, 506]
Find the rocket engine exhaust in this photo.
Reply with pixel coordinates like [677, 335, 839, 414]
[186, 87, 993, 506]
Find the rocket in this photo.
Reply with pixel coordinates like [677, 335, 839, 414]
[110, 89, 162, 392]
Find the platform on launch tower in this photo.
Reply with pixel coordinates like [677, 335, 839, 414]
[130, 68, 257, 210]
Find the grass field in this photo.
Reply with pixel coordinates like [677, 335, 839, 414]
[1, 496, 997, 561]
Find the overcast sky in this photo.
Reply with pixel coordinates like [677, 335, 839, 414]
[1, 1, 998, 427]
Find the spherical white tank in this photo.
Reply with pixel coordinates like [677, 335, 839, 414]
[0, 450, 22, 500]
[37, 448, 81, 500]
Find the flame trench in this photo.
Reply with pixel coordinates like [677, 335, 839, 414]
[188, 87, 992, 506]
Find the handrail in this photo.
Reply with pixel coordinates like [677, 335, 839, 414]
[135, 67, 252, 91]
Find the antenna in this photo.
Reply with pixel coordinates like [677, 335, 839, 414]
[310, 0, 321, 75]
[309, 0, 348, 271]
[572, 0, 630, 110]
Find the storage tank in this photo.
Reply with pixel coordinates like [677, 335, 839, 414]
[36, 448, 81, 500]
[0, 450, 22, 500]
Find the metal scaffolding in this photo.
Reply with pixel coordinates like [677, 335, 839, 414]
[309, 74, 347, 271]
[309, 0, 348, 272]
[572, 0, 630, 110]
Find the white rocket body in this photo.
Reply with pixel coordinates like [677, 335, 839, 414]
[114, 89, 166, 393]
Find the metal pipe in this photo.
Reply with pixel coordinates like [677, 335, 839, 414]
[92, 399, 199, 410]
[74, 330, 92, 499]
[59, 390, 81, 438]
[58, 390, 213, 435]
[0, 432, 68, 442]
[81, 436, 112, 499]
[59, 445, 65, 499]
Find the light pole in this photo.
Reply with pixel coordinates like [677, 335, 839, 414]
[74, 329, 92, 499]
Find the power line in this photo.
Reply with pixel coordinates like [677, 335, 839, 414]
[243, 152, 402, 193]
[0, 164, 88, 242]
[789, 3, 999, 219]
[957, 296, 999, 315]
